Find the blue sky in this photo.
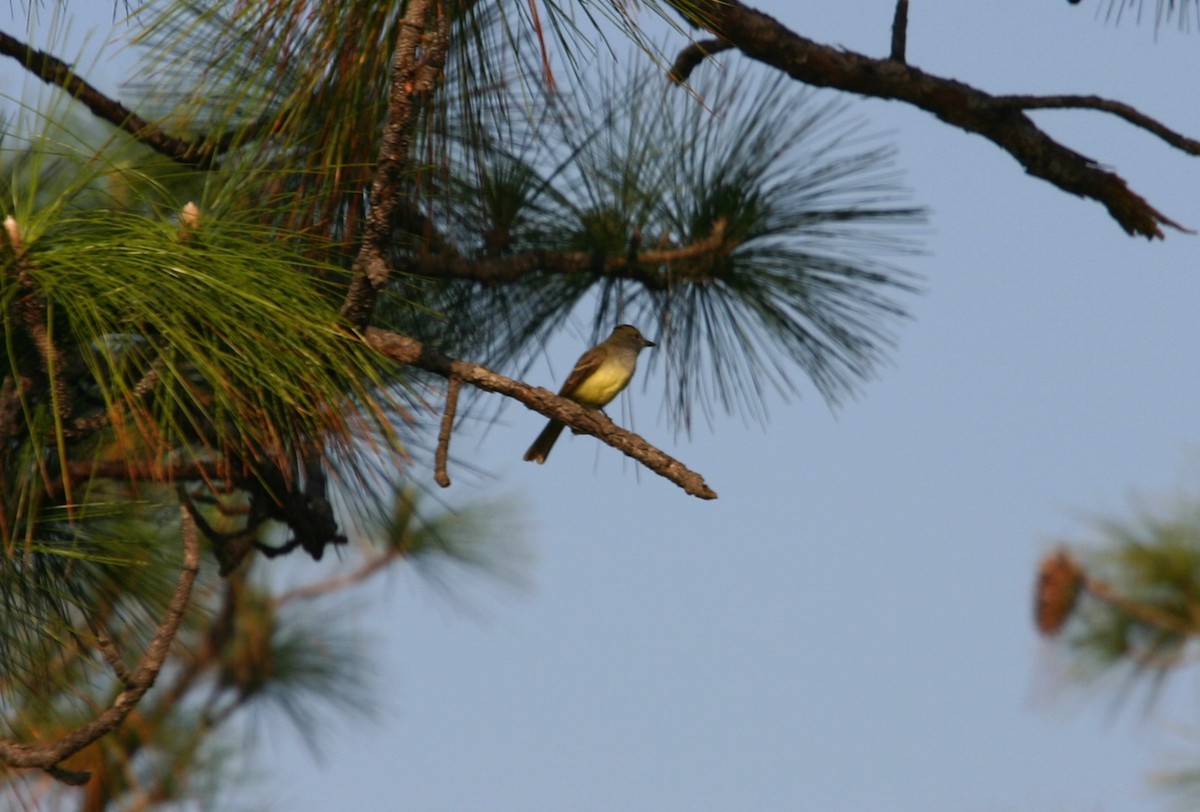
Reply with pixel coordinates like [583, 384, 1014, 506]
[4, 2, 1200, 810]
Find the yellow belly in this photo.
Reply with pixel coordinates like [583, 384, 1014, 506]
[570, 360, 633, 407]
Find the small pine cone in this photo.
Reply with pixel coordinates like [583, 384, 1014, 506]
[1034, 548, 1084, 637]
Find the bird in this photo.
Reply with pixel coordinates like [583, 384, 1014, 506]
[523, 324, 656, 464]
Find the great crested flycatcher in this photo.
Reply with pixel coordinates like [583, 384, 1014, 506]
[523, 324, 656, 464]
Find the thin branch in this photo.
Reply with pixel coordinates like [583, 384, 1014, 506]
[670, 0, 1194, 238]
[363, 328, 718, 500]
[890, 0, 909, 62]
[0, 29, 239, 169]
[669, 38, 734, 84]
[340, 0, 449, 329]
[434, 376, 460, 488]
[994, 93, 1200, 157]
[0, 502, 201, 782]
[274, 549, 402, 607]
[396, 218, 728, 289]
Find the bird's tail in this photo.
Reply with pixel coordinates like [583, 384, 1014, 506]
[523, 420, 565, 464]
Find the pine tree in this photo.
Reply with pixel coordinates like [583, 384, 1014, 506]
[0, 0, 1194, 806]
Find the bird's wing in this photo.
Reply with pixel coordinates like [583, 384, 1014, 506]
[557, 345, 607, 398]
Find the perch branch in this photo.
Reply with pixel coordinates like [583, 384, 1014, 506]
[994, 94, 1200, 157]
[363, 328, 718, 500]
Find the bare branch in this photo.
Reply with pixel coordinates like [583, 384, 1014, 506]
[995, 93, 1200, 157]
[891, 0, 909, 62]
[670, 0, 1195, 238]
[274, 549, 402, 607]
[435, 376, 460, 488]
[363, 328, 719, 500]
[0, 502, 201, 782]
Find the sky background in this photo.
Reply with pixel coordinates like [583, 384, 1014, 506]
[4, 1, 1200, 810]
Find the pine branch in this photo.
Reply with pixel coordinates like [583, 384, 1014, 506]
[0, 503, 201, 784]
[340, 0, 450, 329]
[0, 29, 244, 169]
[994, 94, 1200, 157]
[669, 0, 1194, 238]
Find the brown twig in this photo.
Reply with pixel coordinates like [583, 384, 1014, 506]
[363, 328, 718, 500]
[434, 376, 460, 488]
[340, 0, 448, 329]
[669, 0, 1193, 238]
[669, 38, 734, 84]
[274, 548, 403, 607]
[890, 0, 909, 62]
[0, 503, 201, 783]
